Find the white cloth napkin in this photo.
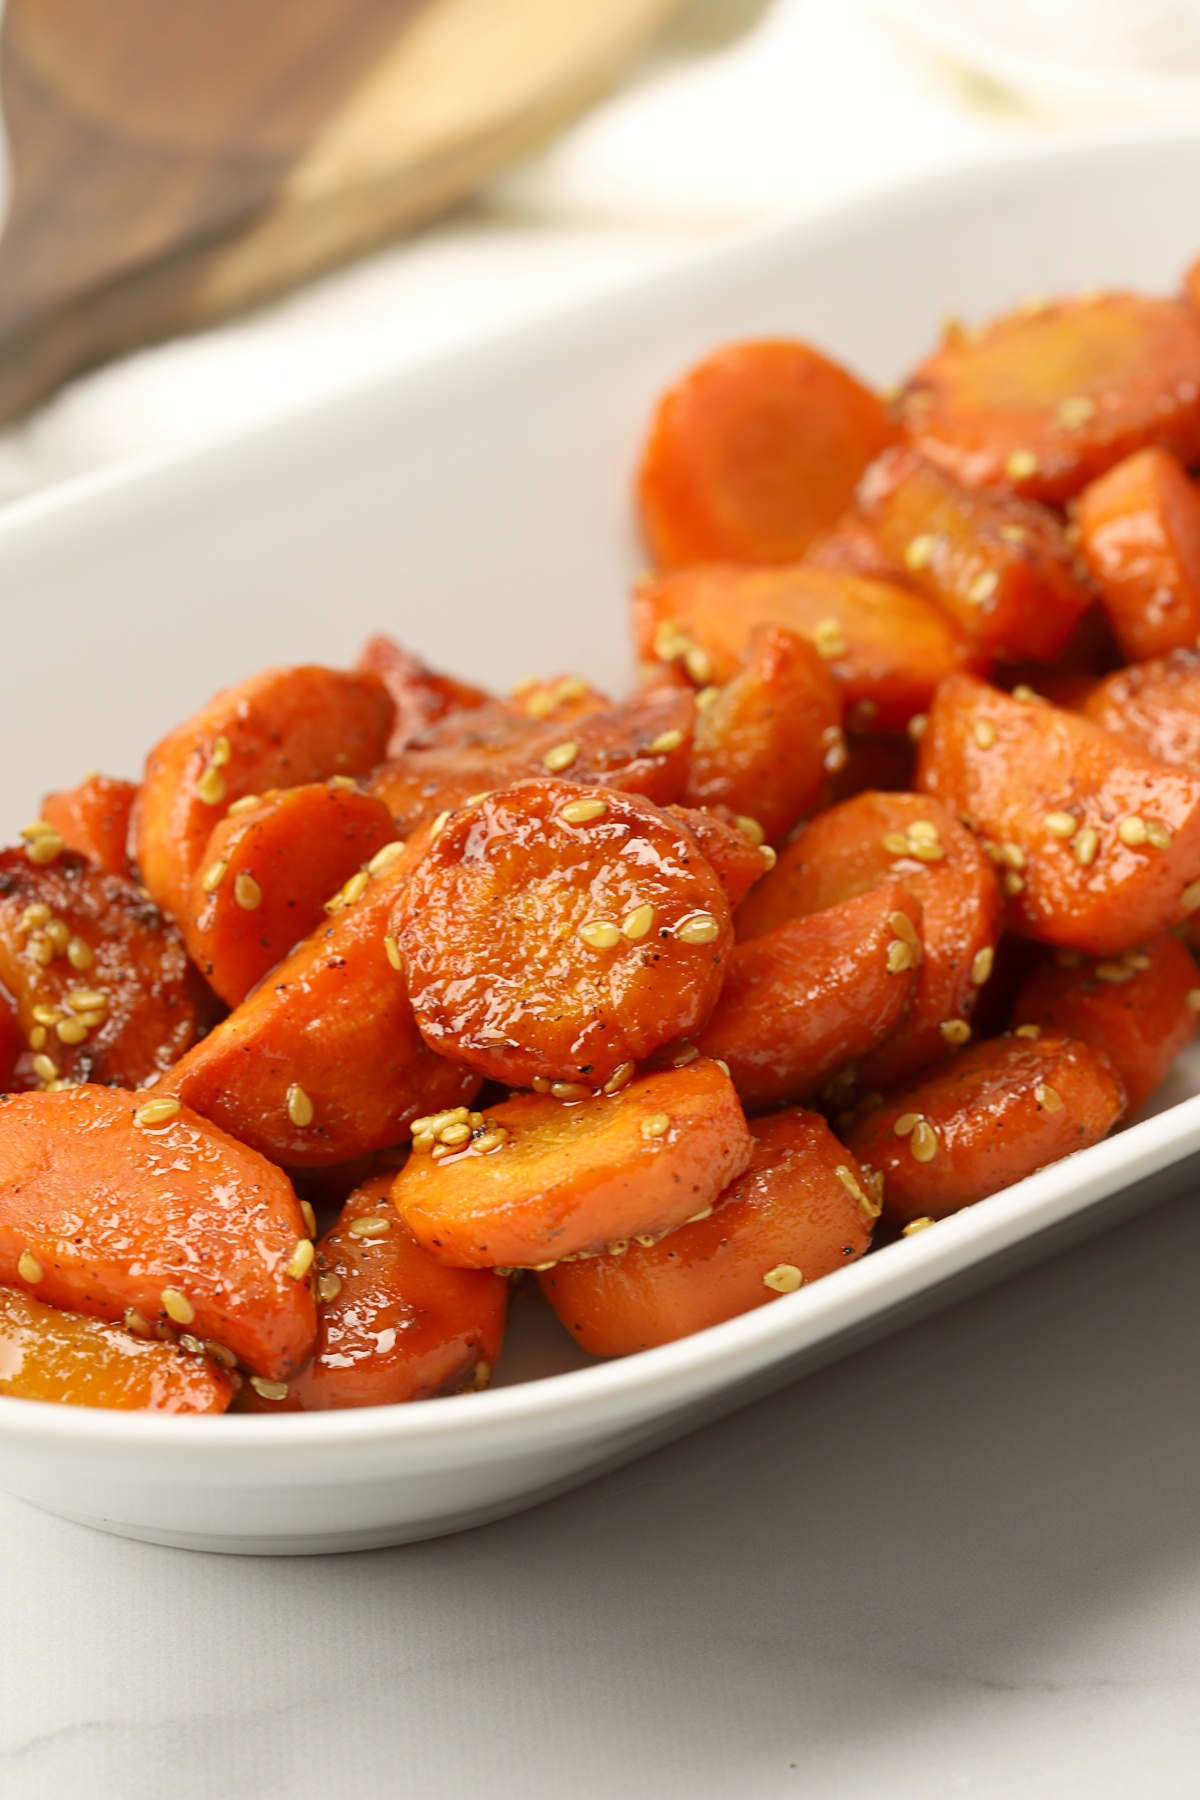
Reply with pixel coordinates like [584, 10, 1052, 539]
[0, 0, 1178, 503]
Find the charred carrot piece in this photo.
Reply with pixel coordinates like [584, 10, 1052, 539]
[392, 1058, 754, 1270]
[540, 1109, 876, 1356]
[396, 780, 733, 1090]
[1076, 448, 1200, 660]
[40, 775, 137, 880]
[0, 1086, 317, 1379]
[1083, 648, 1200, 768]
[737, 792, 1003, 1088]
[185, 782, 397, 1007]
[1013, 935, 1198, 1115]
[844, 1032, 1125, 1226]
[0, 1285, 234, 1412]
[901, 291, 1200, 504]
[682, 625, 843, 843]
[134, 665, 394, 922]
[697, 883, 923, 1112]
[918, 674, 1200, 955]
[243, 1174, 507, 1411]
[358, 634, 491, 756]
[857, 445, 1092, 661]
[637, 340, 897, 568]
[633, 563, 984, 734]
[506, 673, 611, 725]
[0, 847, 200, 1090]
[666, 805, 774, 909]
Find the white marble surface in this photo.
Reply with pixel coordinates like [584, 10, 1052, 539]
[5, 1185, 1200, 1797]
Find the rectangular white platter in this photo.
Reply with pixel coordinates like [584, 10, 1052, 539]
[2, 123, 1200, 1555]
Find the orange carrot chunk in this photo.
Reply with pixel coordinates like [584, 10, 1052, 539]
[358, 634, 491, 755]
[134, 664, 394, 923]
[540, 1109, 876, 1356]
[40, 775, 137, 880]
[162, 830, 478, 1167]
[736, 792, 1003, 1088]
[696, 883, 922, 1112]
[1076, 448, 1200, 661]
[633, 563, 984, 734]
[1012, 935, 1198, 1115]
[184, 782, 397, 1007]
[666, 805, 774, 909]
[393, 1059, 754, 1270]
[902, 292, 1200, 504]
[0, 847, 200, 1090]
[0, 1085, 317, 1379]
[844, 1032, 1125, 1225]
[1082, 648, 1200, 768]
[638, 340, 897, 568]
[396, 780, 733, 1090]
[802, 511, 909, 585]
[682, 624, 843, 843]
[917, 673, 1200, 955]
[0, 1285, 234, 1412]
[857, 445, 1092, 661]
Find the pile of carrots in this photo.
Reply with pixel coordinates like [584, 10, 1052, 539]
[5, 263, 1200, 1414]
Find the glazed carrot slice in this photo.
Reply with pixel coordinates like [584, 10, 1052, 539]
[633, 563, 983, 733]
[134, 664, 394, 923]
[802, 511, 908, 584]
[0, 1285, 234, 1412]
[184, 782, 397, 1007]
[918, 674, 1200, 955]
[1076, 448, 1200, 660]
[540, 1109, 876, 1356]
[682, 624, 843, 843]
[162, 831, 478, 1167]
[667, 805, 773, 909]
[358, 634, 490, 755]
[857, 445, 1092, 661]
[40, 774, 137, 879]
[244, 1174, 508, 1411]
[0, 846, 199, 1090]
[637, 340, 897, 568]
[736, 792, 1003, 1088]
[396, 780, 733, 1089]
[1012, 935, 1198, 1115]
[507, 673, 611, 724]
[696, 883, 923, 1112]
[902, 291, 1200, 504]
[844, 1032, 1125, 1226]
[1082, 648, 1200, 768]
[392, 1059, 754, 1269]
[0, 1085, 317, 1378]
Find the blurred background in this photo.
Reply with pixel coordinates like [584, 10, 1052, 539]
[0, 0, 1196, 504]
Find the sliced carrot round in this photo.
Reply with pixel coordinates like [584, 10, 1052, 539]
[396, 779, 734, 1089]
[391, 1059, 754, 1269]
[1076, 447, 1200, 661]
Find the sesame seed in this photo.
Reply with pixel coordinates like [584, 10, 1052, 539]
[27, 1027, 45, 1051]
[970, 946, 994, 986]
[1057, 395, 1096, 428]
[123, 1308, 153, 1337]
[695, 685, 721, 711]
[411, 1132, 435, 1154]
[763, 1264, 803, 1294]
[55, 1017, 89, 1044]
[17, 1250, 42, 1283]
[998, 841, 1026, 870]
[134, 1095, 182, 1127]
[676, 913, 720, 945]
[823, 734, 849, 773]
[439, 1120, 473, 1144]
[228, 794, 260, 815]
[18, 903, 50, 931]
[641, 1112, 670, 1140]
[286, 1084, 314, 1128]
[902, 1216, 935, 1236]
[44, 921, 69, 952]
[646, 729, 684, 755]
[550, 1081, 591, 1101]
[905, 534, 936, 571]
[471, 1360, 493, 1390]
[1182, 879, 1200, 914]
[907, 821, 939, 844]
[622, 904, 655, 940]
[653, 620, 688, 661]
[894, 1112, 922, 1137]
[1145, 820, 1173, 850]
[318, 1274, 343, 1303]
[813, 619, 847, 659]
[31, 1004, 62, 1027]
[343, 870, 370, 907]
[561, 797, 607, 824]
[66, 937, 93, 971]
[204, 1340, 237, 1367]
[1002, 870, 1026, 897]
[1012, 684, 1043, 704]
[1188, 990, 1200, 1010]
[543, 741, 579, 773]
[429, 810, 450, 839]
[834, 1165, 870, 1211]
[714, 1059, 731, 1077]
[1015, 1023, 1041, 1038]
[348, 1216, 391, 1238]
[967, 569, 999, 606]
[1124, 951, 1151, 971]
[196, 766, 226, 806]
[1005, 449, 1040, 481]
[882, 831, 911, 857]
[368, 840, 406, 875]
[940, 1019, 971, 1046]
[579, 918, 620, 950]
[74, 1012, 105, 1031]
[886, 939, 916, 974]
[671, 1043, 699, 1067]
[474, 1128, 509, 1153]
[1034, 1083, 1065, 1113]
[250, 1376, 289, 1402]
[1072, 826, 1099, 867]
[161, 1288, 195, 1325]
[31, 1053, 59, 1083]
[299, 1200, 316, 1237]
[1000, 524, 1027, 544]
[735, 815, 765, 846]
[29, 936, 55, 966]
[760, 846, 778, 871]
[1095, 960, 1136, 984]
[907, 713, 928, 742]
[602, 1062, 635, 1095]
[973, 718, 997, 749]
[210, 735, 232, 769]
[20, 821, 57, 841]
[1044, 811, 1077, 837]
[286, 1239, 315, 1281]
[910, 1120, 939, 1162]
[230, 873, 261, 911]
[26, 833, 64, 866]
[908, 839, 946, 863]
[202, 859, 227, 893]
[684, 647, 712, 685]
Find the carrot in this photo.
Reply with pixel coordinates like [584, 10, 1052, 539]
[1076, 447, 1200, 660]
[358, 634, 490, 755]
[802, 511, 908, 585]
[395, 780, 733, 1089]
[0, 1285, 234, 1412]
[843, 1032, 1125, 1225]
[392, 1058, 754, 1269]
[40, 775, 137, 879]
[917, 674, 1200, 954]
[540, 1109, 876, 1356]
[698, 882, 922, 1111]
[184, 782, 397, 1007]
[666, 805, 773, 908]
[637, 340, 897, 568]
[133, 664, 394, 922]
[0, 846, 200, 1090]
[736, 792, 1003, 1088]
[681, 624, 843, 843]
[162, 830, 479, 1167]
[243, 1174, 507, 1410]
[0, 1085, 317, 1378]
[1012, 935, 1198, 1115]
[1083, 648, 1200, 768]
[857, 445, 1092, 661]
[902, 292, 1200, 504]
[633, 563, 984, 734]
[506, 673, 611, 724]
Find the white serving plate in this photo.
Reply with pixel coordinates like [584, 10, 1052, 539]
[2, 125, 1200, 1555]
